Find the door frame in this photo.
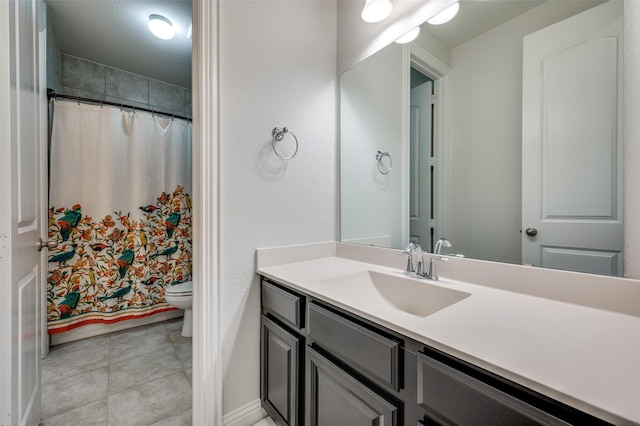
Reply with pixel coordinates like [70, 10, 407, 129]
[0, 0, 12, 422]
[2, 0, 223, 424]
[406, 43, 451, 250]
[192, 0, 223, 424]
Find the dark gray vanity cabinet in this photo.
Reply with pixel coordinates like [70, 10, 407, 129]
[260, 276, 612, 426]
[261, 279, 306, 425]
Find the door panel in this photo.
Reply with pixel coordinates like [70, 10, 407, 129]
[1, 0, 44, 424]
[306, 347, 398, 426]
[522, 1, 623, 276]
[261, 317, 301, 425]
[543, 37, 619, 218]
[541, 247, 620, 277]
[19, 268, 39, 421]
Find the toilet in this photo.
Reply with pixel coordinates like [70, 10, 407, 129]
[165, 281, 193, 337]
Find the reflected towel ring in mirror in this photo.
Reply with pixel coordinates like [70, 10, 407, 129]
[376, 150, 392, 174]
[272, 126, 299, 160]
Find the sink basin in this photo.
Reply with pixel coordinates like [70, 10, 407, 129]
[320, 271, 471, 317]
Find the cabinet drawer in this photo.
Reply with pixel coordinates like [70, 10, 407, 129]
[262, 279, 305, 331]
[416, 352, 570, 425]
[308, 302, 401, 391]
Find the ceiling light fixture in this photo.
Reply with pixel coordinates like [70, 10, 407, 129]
[361, 0, 393, 24]
[427, 1, 460, 25]
[395, 27, 421, 44]
[148, 14, 175, 40]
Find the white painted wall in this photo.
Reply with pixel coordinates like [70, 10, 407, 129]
[218, 0, 337, 415]
[447, 1, 608, 263]
[341, 43, 406, 249]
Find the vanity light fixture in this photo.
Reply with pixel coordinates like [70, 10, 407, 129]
[395, 26, 421, 44]
[148, 14, 175, 40]
[361, 0, 393, 23]
[427, 1, 460, 25]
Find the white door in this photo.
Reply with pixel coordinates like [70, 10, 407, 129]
[0, 0, 46, 424]
[522, 1, 623, 276]
[409, 80, 433, 249]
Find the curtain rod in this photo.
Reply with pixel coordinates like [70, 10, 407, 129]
[47, 88, 192, 122]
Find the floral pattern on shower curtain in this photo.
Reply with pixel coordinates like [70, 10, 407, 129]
[47, 186, 192, 333]
[47, 100, 192, 334]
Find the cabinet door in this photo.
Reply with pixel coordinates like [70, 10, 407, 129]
[306, 347, 398, 426]
[262, 317, 302, 426]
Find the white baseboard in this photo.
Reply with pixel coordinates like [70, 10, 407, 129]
[50, 310, 184, 345]
[223, 398, 267, 426]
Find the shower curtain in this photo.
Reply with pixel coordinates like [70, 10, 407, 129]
[47, 100, 192, 334]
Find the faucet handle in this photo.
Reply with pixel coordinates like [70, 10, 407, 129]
[398, 247, 415, 275]
[425, 255, 448, 280]
[400, 242, 425, 276]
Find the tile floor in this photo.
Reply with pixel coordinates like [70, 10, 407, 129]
[40, 318, 192, 426]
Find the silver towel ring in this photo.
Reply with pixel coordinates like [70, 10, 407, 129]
[376, 150, 392, 174]
[272, 127, 299, 160]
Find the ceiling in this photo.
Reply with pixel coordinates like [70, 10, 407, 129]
[423, 0, 544, 48]
[45, 0, 603, 90]
[46, 0, 192, 88]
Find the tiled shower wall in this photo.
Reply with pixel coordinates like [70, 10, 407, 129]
[56, 55, 192, 119]
[58, 55, 192, 118]
[46, 12, 191, 119]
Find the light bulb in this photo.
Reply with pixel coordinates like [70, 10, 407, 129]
[148, 14, 175, 40]
[361, 0, 393, 24]
[427, 2, 460, 26]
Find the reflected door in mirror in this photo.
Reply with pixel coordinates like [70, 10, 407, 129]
[522, 1, 623, 276]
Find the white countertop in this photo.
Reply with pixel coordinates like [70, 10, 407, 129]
[257, 245, 640, 425]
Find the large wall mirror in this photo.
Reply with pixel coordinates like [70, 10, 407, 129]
[340, 0, 625, 277]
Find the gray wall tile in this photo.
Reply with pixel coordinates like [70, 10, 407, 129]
[149, 79, 186, 112]
[106, 67, 149, 105]
[61, 85, 106, 100]
[58, 55, 191, 117]
[63, 55, 106, 94]
[185, 89, 192, 116]
[105, 95, 149, 111]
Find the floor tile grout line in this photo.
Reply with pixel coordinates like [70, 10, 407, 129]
[39, 397, 109, 424]
[41, 318, 190, 425]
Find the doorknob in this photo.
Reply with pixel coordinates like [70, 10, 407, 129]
[525, 227, 538, 237]
[37, 238, 58, 252]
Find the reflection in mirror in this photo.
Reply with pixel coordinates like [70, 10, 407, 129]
[340, 0, 624, 277]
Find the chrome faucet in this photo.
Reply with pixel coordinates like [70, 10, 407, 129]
[424, 256, 448, 280]
[401, 243, 416, 275]
[401, 242, 447, 280]
[433, 238, 452, 255]
[401, 242, 424, 276]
